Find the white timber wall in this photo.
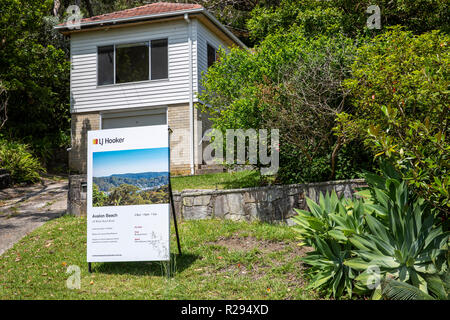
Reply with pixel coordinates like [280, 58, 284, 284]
[70, 20, 192, 113]
[195, 20, 229, 98]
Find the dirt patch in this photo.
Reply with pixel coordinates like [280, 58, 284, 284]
[208, 235, 312, 256]
[204, 235, 314, 291]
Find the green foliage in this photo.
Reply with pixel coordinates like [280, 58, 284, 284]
[344, 165, 449, 299]
[198, 29, 309, 131]
[92, 183, 107, 207]
[293, 164, 449, 299]
[293, 192, 368, 298]
[247, 0, 348, 42]
[0, 0, 70, 163]
[337, 27, 450, 215]
[198, 30, 374, 183]
[92, 183, 169, 207]
[247, 0, 450, 42]
[0, 138, 44, 183]
[380, 273, 449, 300]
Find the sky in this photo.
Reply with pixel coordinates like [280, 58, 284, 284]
[93, 147, 169, 177]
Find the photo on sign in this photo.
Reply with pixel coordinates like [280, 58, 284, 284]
[92, 147, 169, 207]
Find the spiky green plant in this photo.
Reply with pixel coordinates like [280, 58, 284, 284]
[344, 170, 449, 299]
[381, 272, 449, 300]
[293, 191, 368, 298]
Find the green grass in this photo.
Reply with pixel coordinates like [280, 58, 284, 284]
[0, 216, 317, 300]
[171, 170, 274, 192]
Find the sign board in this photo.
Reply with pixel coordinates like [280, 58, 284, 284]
[87, 125, 170, 262]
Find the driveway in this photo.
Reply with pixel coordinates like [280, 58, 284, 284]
[0, 178, 68, 256]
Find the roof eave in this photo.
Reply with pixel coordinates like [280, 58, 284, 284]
[200, 9, 247, 50]
[54, 7, 247, 50]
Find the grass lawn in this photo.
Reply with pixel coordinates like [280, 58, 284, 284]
[0, 216, 317, 300]
[170, 170, 275, 192]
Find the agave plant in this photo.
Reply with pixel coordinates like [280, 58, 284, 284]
[292, 191, 368, 298]
[293, 191, 367, 245]
[381, 272, 449, 300]
[344, 171, 449, 299]
[301, 237, 355, 298]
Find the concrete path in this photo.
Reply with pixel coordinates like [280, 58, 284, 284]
[0, 178, 68, 256]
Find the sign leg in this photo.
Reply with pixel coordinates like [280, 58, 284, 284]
[88, 262, 92, 273]
[169, 181, 182, 255]
[166, 260, 171, 279]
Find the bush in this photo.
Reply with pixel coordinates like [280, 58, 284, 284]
[293, 164, 449, 299]
[247, 0, 450, 43]
[337, 27, 450, 216]
[0, 138, 44, 183]
[198, 30, 375, 183]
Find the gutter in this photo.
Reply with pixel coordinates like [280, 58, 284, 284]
[184, 13, 195, 175]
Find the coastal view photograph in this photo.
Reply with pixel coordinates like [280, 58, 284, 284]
[92, 147, 169, 207]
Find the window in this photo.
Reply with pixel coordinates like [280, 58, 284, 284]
[97, 46, 114, 85]
[207, 44, 217, 68]
[151, 39, 168, 80]
[116, 42, 149, 84]
[97, 39, 168, 86]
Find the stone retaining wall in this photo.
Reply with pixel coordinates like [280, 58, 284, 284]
[172, 179, 367, 224]
[68, 175, 366, 223]
[0, 169, 12, 190]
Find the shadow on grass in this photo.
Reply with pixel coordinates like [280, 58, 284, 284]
[221, 171, 271, 190]
[92, 253, 199, 276]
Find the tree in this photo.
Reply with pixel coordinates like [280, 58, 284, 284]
[247, 0, 450, 43]
[92, 183, 107, 207]
[198, 29, 374, 183]
[106, 184, 140, 206]
[0, 81, 8, 129]
[0, 0, 70, 161]
[256, 35, 357, 180]
[337, 27, 449, 216]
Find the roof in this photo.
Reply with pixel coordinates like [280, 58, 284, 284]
[77, 2, 202, 25]
[55, 2, 246, 49]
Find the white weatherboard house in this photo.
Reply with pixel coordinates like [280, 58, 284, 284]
[56, 2, 246, 179]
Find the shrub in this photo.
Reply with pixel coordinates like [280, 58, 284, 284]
[0, 138, 44, 183]
[337, 27, 450, 216]
[198, 30, 375, 183]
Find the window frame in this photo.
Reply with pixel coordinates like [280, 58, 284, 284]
[207, 42, 218, 69]
[96, 38, 169, 87]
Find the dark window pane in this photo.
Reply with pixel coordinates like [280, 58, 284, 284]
[151, 39, 168, 80]
[207, 44, 217, 68]
[116, 42, 149, 84]
[98, 46, 114, 85]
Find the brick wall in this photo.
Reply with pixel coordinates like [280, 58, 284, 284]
[69, 112, 101, 173]
[167, 104, 191, 174]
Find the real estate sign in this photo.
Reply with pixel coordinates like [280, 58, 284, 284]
[87, 125, 170, 262]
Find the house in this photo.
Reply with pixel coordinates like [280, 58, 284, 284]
[55, 2, 246, 215]
[56, 2, 246, 177]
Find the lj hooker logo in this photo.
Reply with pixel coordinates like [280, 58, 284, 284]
[93, 137, 125, 146]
